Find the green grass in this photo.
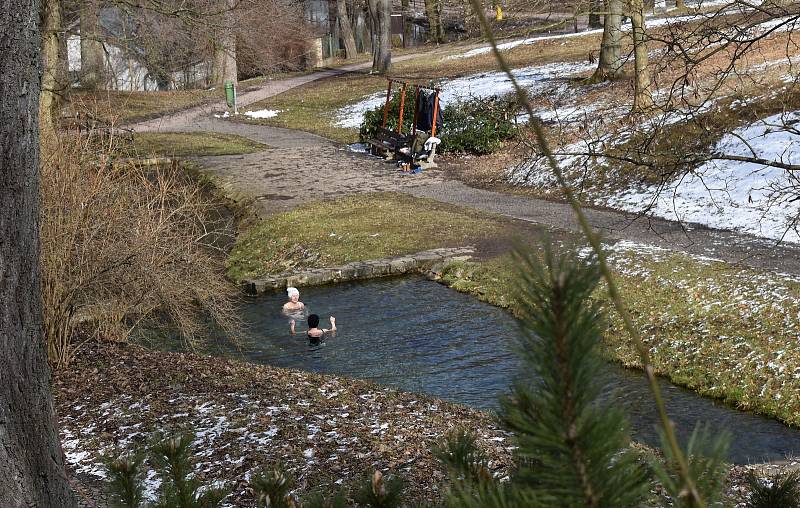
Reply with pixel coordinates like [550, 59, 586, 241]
[225, 192, 511, 282]
[125, 132, 268, 158]
[437, 244, 800, 427]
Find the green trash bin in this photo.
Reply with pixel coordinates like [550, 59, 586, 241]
[224, 80, 235, 108]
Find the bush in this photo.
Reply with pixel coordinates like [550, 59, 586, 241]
[359, 93, 519, 156]
[40, 128, 240, 368]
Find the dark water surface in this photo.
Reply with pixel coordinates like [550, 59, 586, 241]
[205, 276, 800, 464]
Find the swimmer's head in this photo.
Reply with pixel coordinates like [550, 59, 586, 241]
[287, 286, 300, 302]
[308, 314, 320, 328]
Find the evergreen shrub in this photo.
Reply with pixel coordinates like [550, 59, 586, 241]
[359, 92, 518, 155]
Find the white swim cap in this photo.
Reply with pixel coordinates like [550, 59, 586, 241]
[287, 287, 299, 298]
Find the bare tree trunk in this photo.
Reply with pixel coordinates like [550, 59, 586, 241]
[40, 0, 67, 131]
[368, 0, 391, 73]
[590, 0, 624, 82]
[675, 0, 685, 8]
[337, 0, 358, 58]
[212, 0, 237, 86]
[588, 0, 603, 28]
[1, 0, 78, 506]
[401, 0, 412, 45]
[79, 0, 104, 89]
[630, 0, 653, 111]
[424, 0, 442, 43]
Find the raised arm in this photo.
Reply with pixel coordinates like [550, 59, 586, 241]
[328, 316, 336, 332]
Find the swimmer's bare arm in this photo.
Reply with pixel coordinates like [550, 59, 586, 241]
[326, 316, 336, 332]
[290, 320, 296, 334]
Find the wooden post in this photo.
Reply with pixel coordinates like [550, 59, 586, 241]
[397, 83, 407, 134]
[431, 90, 440, 137]
[381, 79, 393, 128]
[412, 85, 420, 135]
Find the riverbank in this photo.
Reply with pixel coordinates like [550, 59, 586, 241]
[54, 340, 515, 505]
[55, 339, 800, 506]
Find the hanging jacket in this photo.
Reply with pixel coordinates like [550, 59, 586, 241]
[416, 91, 444, 133]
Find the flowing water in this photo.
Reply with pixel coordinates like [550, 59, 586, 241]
[200, 276, 800, 464]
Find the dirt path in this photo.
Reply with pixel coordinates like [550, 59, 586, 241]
[129, 63, 800, 276]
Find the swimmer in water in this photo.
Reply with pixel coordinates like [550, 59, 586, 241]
[282, 287, 305, 313]
[290, 313, 336, 338]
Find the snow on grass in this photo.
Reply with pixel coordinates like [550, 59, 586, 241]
[607, 111, 800, 243]
[245, 109, 282, 119]
[333, 60, 595, 129]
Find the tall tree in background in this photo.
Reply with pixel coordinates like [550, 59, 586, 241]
[588, 0, 602, 28]
[0, 0, 78, 506]
[424, 0, 444, 43]
[337, 0, 358, 58]
[367, 0, 391, 73]
[630, 0, 653, 111]
[79, 0, 105, 89]
[40, 0, 68, 130]
[212, 0, 237, 85]
[589, 0, 624, 83]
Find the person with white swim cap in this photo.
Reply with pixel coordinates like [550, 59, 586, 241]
[282, 286, 305, 313]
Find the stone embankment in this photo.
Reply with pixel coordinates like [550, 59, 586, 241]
[244, 247, 474, 294]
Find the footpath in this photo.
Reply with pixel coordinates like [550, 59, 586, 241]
[129, 64, 800, 276]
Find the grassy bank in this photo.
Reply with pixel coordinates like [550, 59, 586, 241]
[226, 192, 515, 282]
[439, 244, 800, 427]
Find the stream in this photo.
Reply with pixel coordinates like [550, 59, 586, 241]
[199, 276, 800, 464]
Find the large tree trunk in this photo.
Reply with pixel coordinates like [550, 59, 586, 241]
[79, 0, 105, 89]
[368, 0, 391, 73]
[212, 0, 237, 86]
[40, 0, 67, 131]
[590, 0, 625, 82]
[1, 0, 78, 507]
[337, 0, 358, 58]
[675, 0, 685, 9]
[630, 0, 653, 111]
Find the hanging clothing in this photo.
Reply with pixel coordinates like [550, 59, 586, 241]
[416, 91, 443, 133]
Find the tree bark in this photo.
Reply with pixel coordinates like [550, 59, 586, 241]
[79, 0, 104, 89]
[630, 0, 653, 111]
[424, 0, 442, 43]
[588, 0, 603, 28]
[675, 0, 685, 9]
[590, 0, 625, 82]
[367, 0, 391, 73]
[40, 0, 67, 131]
[337, 0, 358, 58]
[1, 0, 78, 507]
[212, 0, 237, 86]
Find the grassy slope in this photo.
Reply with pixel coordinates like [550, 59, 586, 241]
[440, 249, 800, 427]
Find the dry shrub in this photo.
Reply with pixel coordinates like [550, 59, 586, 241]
[40, 128, 240, 368]
[235, 0, 315, 78]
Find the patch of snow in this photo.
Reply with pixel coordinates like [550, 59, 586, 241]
[608, 112, 800, 243]
[334, 61, 595, 129]
[245, 109, 281, 119]
[214, 111, 231, 119]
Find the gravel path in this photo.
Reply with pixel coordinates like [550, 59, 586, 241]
[129, 64, 800, 276]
